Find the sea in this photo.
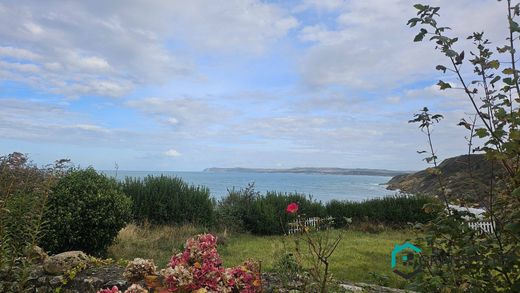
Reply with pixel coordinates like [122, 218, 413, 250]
[101, 170, 398, 203]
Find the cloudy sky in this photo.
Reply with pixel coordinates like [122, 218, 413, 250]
[0, 0, 509, 171]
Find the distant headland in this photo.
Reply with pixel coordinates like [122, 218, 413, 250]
[203, 167, 409, 177]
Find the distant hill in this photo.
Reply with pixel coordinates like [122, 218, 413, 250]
[386, 154, 502, 202]
[203, 167, 408, 177]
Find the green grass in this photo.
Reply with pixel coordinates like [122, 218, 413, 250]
[219, 230, 414, 288]
[108, 224, 415, 289]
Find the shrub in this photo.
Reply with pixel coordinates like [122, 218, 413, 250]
[217, 183, 326, 235]
[325, 194, 436, 228]
[0, 153, 72, 292]
[121, 175, 214, 226]
[40, 168, 132, 255]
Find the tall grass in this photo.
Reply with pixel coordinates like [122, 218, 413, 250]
[121, 175, 215, 226]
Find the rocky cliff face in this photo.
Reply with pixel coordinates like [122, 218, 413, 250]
[386, 154, 502, 202]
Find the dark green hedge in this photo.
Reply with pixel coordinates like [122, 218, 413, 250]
[121, 175, 214, 226]
[217, 186, 435, 234]
[325, 194, 436, 228]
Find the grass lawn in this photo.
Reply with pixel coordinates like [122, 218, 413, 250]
[108, 224, 416, 289]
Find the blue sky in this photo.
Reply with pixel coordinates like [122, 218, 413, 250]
[0, 0, 508, 171]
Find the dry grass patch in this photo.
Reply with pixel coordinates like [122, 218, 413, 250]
[107, 223, 207, 267]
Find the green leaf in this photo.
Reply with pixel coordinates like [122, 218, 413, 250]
[510, 19, 520, 33]
[437, 80, 452, 90]
[497, 45, 511, 53]
[503, 77, 515, 85]
[502, 68, 515, 75]
[414, 28, 427, 42]
[488, 60, 500, 69]
[490, 75, 501, 85]
[455, 51, 464, 65]
[413, 4, 426, 10]
[475, 128, 489, 138]
[458, 120, 472, 130]
[445, 49, 457, 57]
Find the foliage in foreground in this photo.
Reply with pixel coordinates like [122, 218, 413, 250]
[0, 153, 71, 292]
[409, 2, 520, 291]
[40, 168, 132, 256]
[101, 234, 261, 293]
[121, 175, 214, 226]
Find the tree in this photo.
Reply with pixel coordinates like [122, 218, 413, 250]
[408, 2, 520, 291]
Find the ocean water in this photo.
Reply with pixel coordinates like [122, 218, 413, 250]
[101, 170, 397, 202]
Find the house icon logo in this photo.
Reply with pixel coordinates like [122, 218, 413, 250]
[391, 242, 422, 279]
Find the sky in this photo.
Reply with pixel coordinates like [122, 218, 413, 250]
[0, 0, 510, 171]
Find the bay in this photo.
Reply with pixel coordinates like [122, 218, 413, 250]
[101, 170, 397, 202]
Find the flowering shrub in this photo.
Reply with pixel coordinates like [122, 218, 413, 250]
[225, 260, 262, 292]
[100, 233, 261, 293]
[286, 202, 299, 214]
[285, 203, 342, 293]
[97, 286, 122, 293]
[124, 284, 148, 293]
[123, 258, 157, 283]
[164, 234, 261, 292]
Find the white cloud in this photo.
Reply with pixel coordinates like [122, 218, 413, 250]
[126, 96, 232, 131]
[72, 124, 109, 133]
[0, 0, 298, 98]
[297, 0, 506, 90]
[165, 149, 181, 157]
[0, 46, 40, 60]
[294, 0, 346, 12]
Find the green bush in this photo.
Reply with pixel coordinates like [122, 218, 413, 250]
[121, 175, 214, 226]
[40, 168, 132, 255]
[217, 184, 326, 235]
[326, 194, 436, 228]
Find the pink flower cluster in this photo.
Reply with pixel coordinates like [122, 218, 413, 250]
[97, 234, 261, 293]
[225, 260, 262, 293]
[97, 286, 121, 293]
[96, 284, 148, 293]
[163, 234, 261, 292]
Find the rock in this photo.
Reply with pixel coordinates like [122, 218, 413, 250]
[25, 245, 49, 263]
[341, 282, 417, 293]
[50, 275, 65, 286]
[43, 251, 89, 275]
[78, 277, 104, 292]
[103, 279, 128, 290]
[340, 283, 363, 292]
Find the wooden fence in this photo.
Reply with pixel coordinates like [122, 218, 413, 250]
[467, 220, 494, 234]
[289, 214, 494, 235]
[288, 217, 333, 235]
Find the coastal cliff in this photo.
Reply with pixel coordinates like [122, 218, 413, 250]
[386, 154, 501, 202]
